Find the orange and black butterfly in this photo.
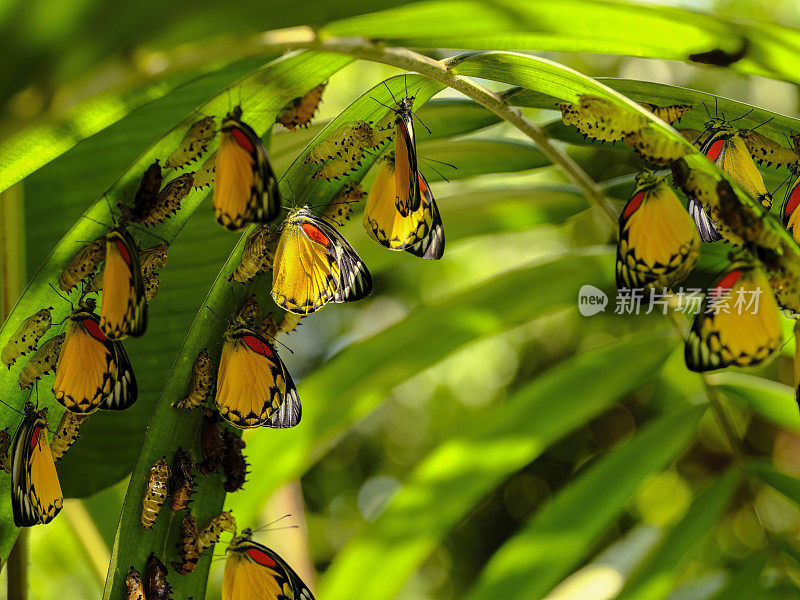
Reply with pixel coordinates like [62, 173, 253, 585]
[215, 314, 300, 429]
[616, 172, 700, 289]
[685, 258, 782, 372]
[223, 528, 315, 600]
[53, 297, 137, 414]
[11, 402, 63, 526]
[364, 153, 444, 260]
[214, 106, 279, 231]
[272, 207, 372, 315]
[387, 96, 420, 215]
[99, 227, 147, 339]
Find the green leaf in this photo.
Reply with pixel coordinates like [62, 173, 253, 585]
[465, 405, 705, 600]
[615, 471, 739, 600]
[418, 138, 549, 181]
[708, 553, 767, 600]
[319, 331, 678, 600]
[322, 1, 800, 85]
[101, 72, 445, 600]
[0, 49, 352, 560]
[708, 373, 800, 433]
[749, 461, 800, 507]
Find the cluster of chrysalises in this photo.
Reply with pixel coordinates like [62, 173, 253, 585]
[560, 96, 800, 379]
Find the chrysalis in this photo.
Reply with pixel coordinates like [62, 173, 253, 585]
[174, 349, 214, 410]
[197, 510, 237, 553]
[139, 173, 195, 226]
[2, 308, 53, 368]
[277, 312, 303, 335]
[192, 151, 217, 190]
[139, 244, 169, 302]
[324, 182, 365, 223]
[168, 449, 195, 511]
[199, 409, 225, 474]
[144, 554, 172, 600]
[59, 238, 105, 292]
[171, 512, 200, 575]
[50, 412, 88, 461]
[125, 566, 145, 600]
[222, 430, 247, 493]
[141, 458, 170, 529]
[306, 121, 375, 180]
[276, 82, 327, 131]
[19, 333, 65, 390]
[165, 116, 216, 169]
[228, 225, 276, 283]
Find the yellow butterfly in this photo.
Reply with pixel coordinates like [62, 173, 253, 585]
[11, 402, 63, 526]
[685, 259, 782, 371]
[53, 297, 137, 414]
[272, 206, 372, 315]
[224, 528, 315, 600]
[215, 314, 299, 429]
[364, 152, 444, 260]
[616, 173, 699, 290]
[701, 125, 772, 208]
[214, 106, 280, 231]
[99, 227, 147, 339]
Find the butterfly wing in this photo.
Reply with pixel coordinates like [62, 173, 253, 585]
[53, 313, 119, 414]
[783, 176, 800, 244]
[214, 112, 279, 230]
[311, 216, 372, 303]
[100, 340, 137, 410]
[687, 197, 723, 243]
[616, 182, 699, 289]
[265, 367, 301, 429]
[12, 412, 63, 526]
[100, 228, 147, 340]
[406, 172, 444, 260]
[224, 539, 315, 600]
[215, 329, 292, 428]
[685, 265, 782, 371]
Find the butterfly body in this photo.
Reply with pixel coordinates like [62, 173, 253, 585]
[214, 106, 279, 230]
[12, 402, 63, 526]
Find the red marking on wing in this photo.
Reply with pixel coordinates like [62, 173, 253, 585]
[621, 191, 646, 220]
[243, 335, 274, 358]
[301, 223, 331, 247]
[705, 139, 725, 162]
[30, 426, 41, 450]
[418, 173, 428, 194]
[246, 547, 277, 568]
[786, 182, 800, 221]
[114, 239, 131, 265]
[716, 270, 742, 293]
[82, 318, 108, 342]
[231, 128, 255, 153]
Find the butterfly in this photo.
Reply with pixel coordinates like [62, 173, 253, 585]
[616, 173, 700, 289]
[363, 152, 445, 260]
[782, 171, 800, 244]
[272, 206, 372, 315]
[701, 125, 772, 208]
[53, 297, 137, 414]
[223, 528, 315, 600]
[685, 258, 782, 371]
[215, 314, 300, 429]
[11, 402, 63, 526]
[214, 106, 280, 231]
[99, 227, 147, 339]
[387, 97, 420, 215]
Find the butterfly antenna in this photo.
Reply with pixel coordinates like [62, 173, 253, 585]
[749, 116, 774, 132]
[204, 305, 228, 324]
[412, 112, 432, 135]
[370, 96, 396, 112]
[80, 214, 109, 228]
[701, 101, 710, 118]
[775, 170, 796, 195]
[730, 107, 755, 123]
[382, 80, 399, 107]
[48, 283, 75, 308]
[404, 73, 408, 98]
[259, 514, 293, 530]
[0, 394, 24, 416]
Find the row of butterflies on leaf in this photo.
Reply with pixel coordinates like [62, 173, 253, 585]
[0, 80, 442, 598]
[559, 96, 800, 377]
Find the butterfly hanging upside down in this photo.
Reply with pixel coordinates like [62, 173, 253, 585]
[213, 106, 280, 231]
[223, 528, 315, 600]
[214, 305, 300, 430]
[272, 206, 372, 315]
[11, 402, 63, 527]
